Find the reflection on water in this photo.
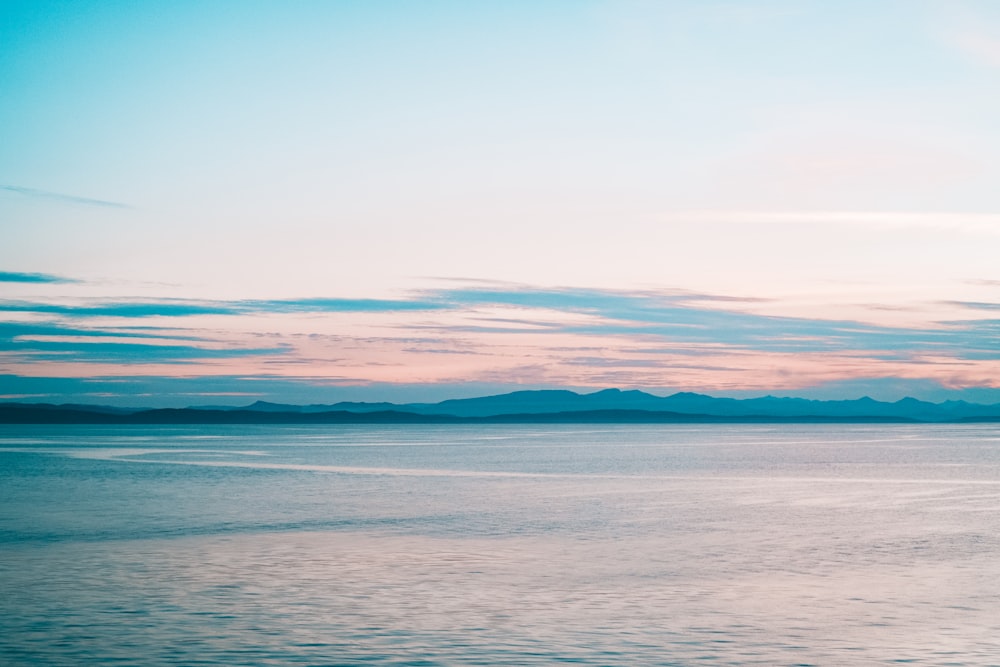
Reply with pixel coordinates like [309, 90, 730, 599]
[2, 424, 1000, 665]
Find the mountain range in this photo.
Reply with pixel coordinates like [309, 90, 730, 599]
[2, 389, 1000, 423]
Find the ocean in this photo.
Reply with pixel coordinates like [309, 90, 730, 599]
[2, 423, 999, 665]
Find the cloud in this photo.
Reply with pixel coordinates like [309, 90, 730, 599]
[1, 338, 287, 365]
[16, 286, 988, 364]
[4, 284, 999, 363]
[938, 3, 1000, 69]
[658, 210, 1000, 235]
[0, 321, 280, 366]
[951, 29, 1000, 67]
[0, 185, 131, 209]
[0, 271, 79, 284]
[0, 300, 240, 318]
[246, 298, 450, 313]
[943, 300, 1000, 311]
[0, 296, 450, 318]
[0, 321, 205, 342]
[3, 282, 997, 397]
[425, 284, 1000, 360]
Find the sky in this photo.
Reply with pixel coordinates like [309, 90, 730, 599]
[2, 0, 1000, 406]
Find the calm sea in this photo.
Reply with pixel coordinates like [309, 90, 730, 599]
[2, 423, 999, 665]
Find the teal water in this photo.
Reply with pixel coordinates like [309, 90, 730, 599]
[2, 423, 999, 665]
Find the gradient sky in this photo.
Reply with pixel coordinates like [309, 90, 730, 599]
[2, 0, 1000, 406]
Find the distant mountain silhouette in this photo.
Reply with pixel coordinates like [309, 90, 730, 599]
[2, 389, 1000, 423]
[232, 389, 1000, 421]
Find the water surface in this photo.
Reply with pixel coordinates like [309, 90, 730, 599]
[2, 423, 999, 665]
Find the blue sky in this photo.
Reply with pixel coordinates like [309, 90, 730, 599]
[2, 1, 999, 405]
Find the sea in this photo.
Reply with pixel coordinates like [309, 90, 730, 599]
[1, 423, 999, 666]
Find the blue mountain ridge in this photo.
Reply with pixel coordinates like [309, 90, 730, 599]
[5, 388, 1000, 423]
[179, 388, 1000, 421]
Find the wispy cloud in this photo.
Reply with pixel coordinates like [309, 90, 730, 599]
[0, 296, 450, 318]
[951, 29, 1000, 67]
[942, 300, 1000, 311]
[0, 300, 238, 318]
[936, 1, 1000, 69]
[0, 321, 205, 342]
[424, 284, 1000, 361]
[2, 282, 998, 396]
[0, 271, 79, 284]
[245, 298, 450, 313]
[0, 320, 283, 365]
[4, 285, 998, 361]
[658, 210, 1000, 235]
[1, 340, 288, 365]
[1, 185, 131, 209]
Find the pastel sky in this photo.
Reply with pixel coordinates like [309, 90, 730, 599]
[2, 0, 999, 406]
